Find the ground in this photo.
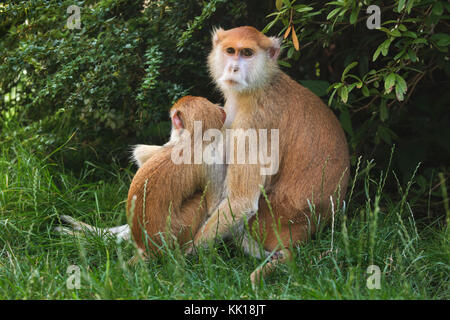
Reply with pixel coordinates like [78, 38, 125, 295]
[0, 143, 448, 299]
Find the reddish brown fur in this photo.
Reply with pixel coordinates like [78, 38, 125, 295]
[248, 72, 349, 250]
[215, 26, 274, 50]
[127, 96, 225, 254]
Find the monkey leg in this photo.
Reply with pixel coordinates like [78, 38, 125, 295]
[243, 217, 304, 288]
[132, 191, 210, 255]
[171, 192, 210, 249]
[244, 196, 314, 287]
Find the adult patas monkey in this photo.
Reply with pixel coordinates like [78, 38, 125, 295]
[190, 26, 350, 284]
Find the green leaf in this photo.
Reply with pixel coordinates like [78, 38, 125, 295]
[431, 33, 450, 47]
[432, 2, 444, 16]
[384, 73, 396, 94]
[341, 61, 358, 82]
[362, 85, 370, 97]
[395, 74, 407, 94]
[347, 74, 362, 83]
[390, 29, 401, 37]
[263, 15, 280, 33]
[295, 6, 314, 13]
[278, 60, 291, 68]
[287, 46, 294, 59]
[412, 38, 428, 45]
[332, 83, 343, 90]
[373, 39, 393, 61]
[394, 75, 407, 101]
[349, 5, 360, 24]
[398, 0, 406, 12]
[407, 49, 417, 62]
[327, 8, 342, 20]
[380, 27, 401, 37]
[373, 46, 382, 62]
[338, 85, 348, 103]
[402, 31, 417, 38]
[328, 89, 338, 106]
[347, 83, 357, 93]
[394, 49, 406, 60]
[276, 0, 283, 11]
[326, 1, 345, 6]
[406, 0, 414, 13]
[395, 85, 405, 101]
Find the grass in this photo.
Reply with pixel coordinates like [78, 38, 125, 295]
[0, 130, 448, 299]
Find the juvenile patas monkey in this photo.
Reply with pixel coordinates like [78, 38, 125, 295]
[190, 26, 350, 284]
[127, 96, 226, 254]
[56, 96, 226, 250]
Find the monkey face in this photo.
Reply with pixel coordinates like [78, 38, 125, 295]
[208, 26, 281, 93]
[216, 42, 257, 91]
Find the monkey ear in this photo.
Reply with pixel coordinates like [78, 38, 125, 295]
[172, 111, 184, 129]
[268, 37, 282, 60]
[212, 27, 225, 46]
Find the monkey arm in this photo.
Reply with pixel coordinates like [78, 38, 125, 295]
[193, 163, 265, 247]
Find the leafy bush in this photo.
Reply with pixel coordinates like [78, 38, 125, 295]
[0, 0, 252, 168]
[263, 0, 449, 188]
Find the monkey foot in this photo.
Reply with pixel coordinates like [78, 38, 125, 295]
[269, 250, 285, 261]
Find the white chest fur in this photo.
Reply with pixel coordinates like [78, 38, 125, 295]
[224, 95, 238, 128]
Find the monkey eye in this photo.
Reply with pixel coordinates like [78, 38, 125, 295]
[226, 47, 235, 55]
[240, 48, 254, 57]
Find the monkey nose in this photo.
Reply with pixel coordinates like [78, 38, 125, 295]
[228, 64, 239, 73]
